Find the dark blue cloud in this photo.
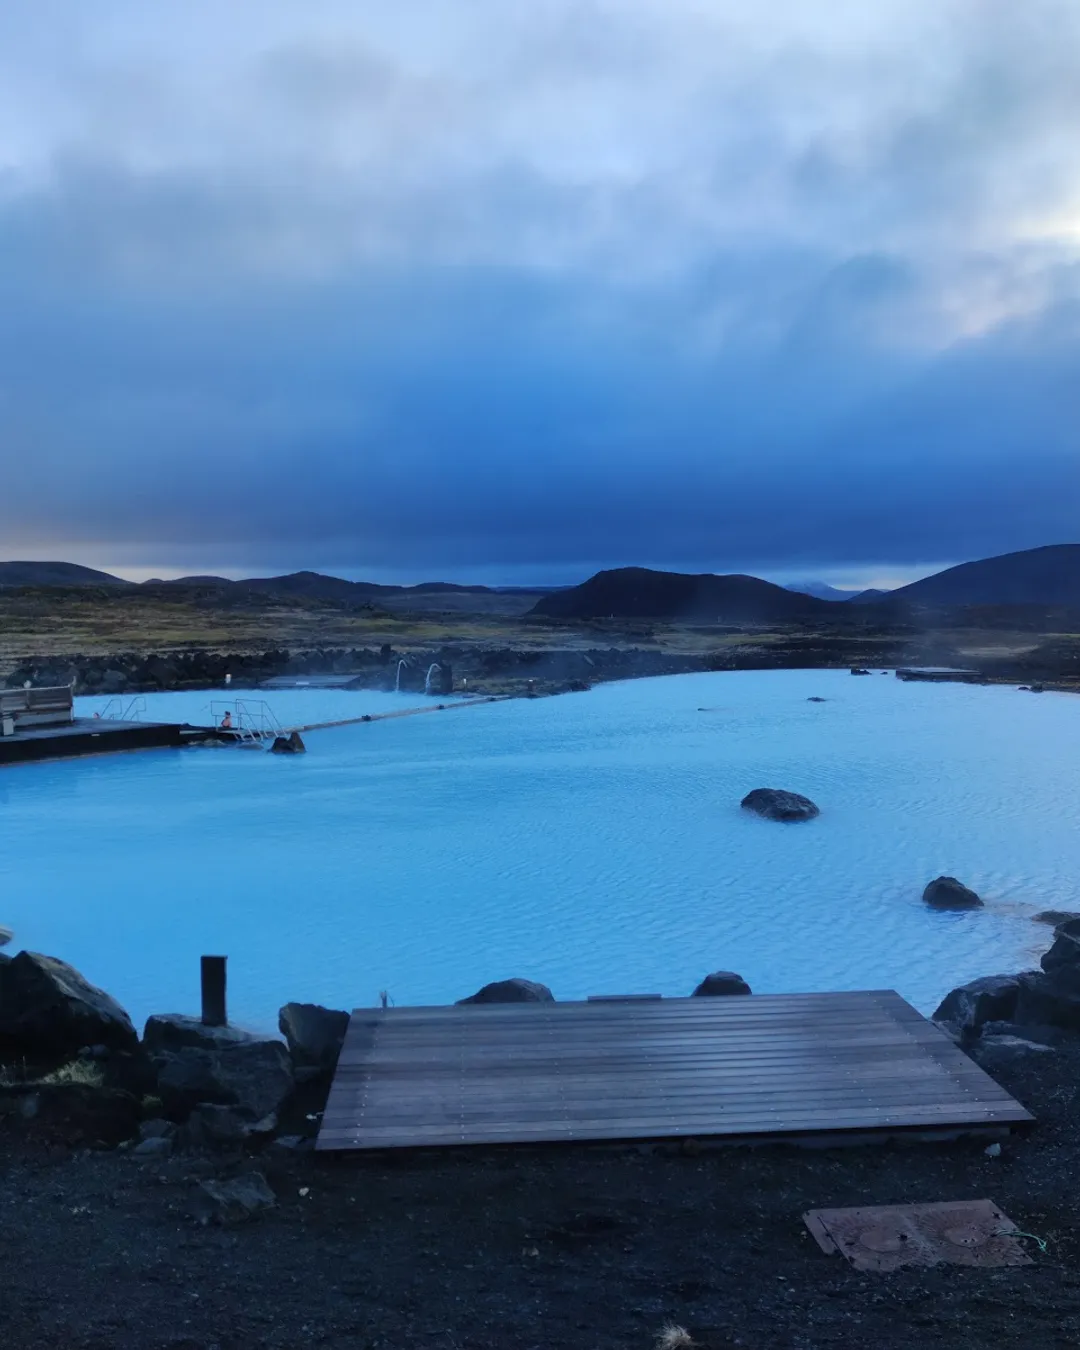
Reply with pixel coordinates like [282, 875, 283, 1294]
[1, 2, 1079, 579]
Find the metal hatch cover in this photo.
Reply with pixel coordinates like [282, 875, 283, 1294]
[804, 1199, 1034, 1272]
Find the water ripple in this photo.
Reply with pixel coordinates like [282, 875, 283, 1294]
[2, 670, 1077, 1028]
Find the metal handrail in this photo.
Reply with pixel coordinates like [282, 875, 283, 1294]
[95, 695, 148, 722]
[209, 698, 285, 739]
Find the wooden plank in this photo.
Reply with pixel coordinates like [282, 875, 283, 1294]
[341, 1034, 964, 1060]
[325, 1100, 1028, 1135]
[323, 1071, 1007, 1103]
[326, 1061, 1000, 1092]
[320, 1087, 994, 1115]
[340, 1078, 1004, 1107]
[322, 1096, 1023, 1129]
[319, 1102, 1028, 1146]
[321, 1101, 1029, 1134]
[337, 1037, 980, 1065]
[324, 1093, 1030, 1130]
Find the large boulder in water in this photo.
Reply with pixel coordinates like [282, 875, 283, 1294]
[923, 876, 984, 910]
[692, 971, 752, 997]
[278, 1003, 349, 1074]
[740, 788, 820, 823]
[270, 731, 306, 754]
[0, 952, 137, 1057]
[457, 979, 554, 1005]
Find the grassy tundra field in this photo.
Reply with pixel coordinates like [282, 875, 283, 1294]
[3, 583, 1080, 694]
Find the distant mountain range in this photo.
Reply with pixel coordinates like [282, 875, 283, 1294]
[530, 545, 1080, 621]
[3, 544, 1080, 615]
[0, 564, 505, 598]
[784, 580, 888, 602]
[229, 572, 495, 600]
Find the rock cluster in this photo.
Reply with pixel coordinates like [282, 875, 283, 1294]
[6, 647, 456, 697]
[0, 952, 356, 1156]
[146, 1016, 294, 1123]
[934, 916, 1080, 1040]
[0, 953, 574, 1155]
[5, 637, 802, 700]
[1034, 910, 1080, 927]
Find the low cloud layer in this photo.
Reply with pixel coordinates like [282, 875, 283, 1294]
[2, 2, 1078, 580]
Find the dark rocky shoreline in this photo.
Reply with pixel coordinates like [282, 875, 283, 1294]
[0, 956, 757, 1166]
[8, 916, 1080, 1171]
[9, 626, 1080, 703]
[3, 942, 1080, 1348]
[4, 935, 1080, 1348]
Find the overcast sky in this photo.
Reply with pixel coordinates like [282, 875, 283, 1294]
[2, 1, 1078, 585]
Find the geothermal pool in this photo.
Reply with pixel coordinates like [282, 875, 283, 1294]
[2, 670, 1078, 1031]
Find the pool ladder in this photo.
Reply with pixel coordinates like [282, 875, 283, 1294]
[209, 698, 287, 746]
[96, 695, 148, 722]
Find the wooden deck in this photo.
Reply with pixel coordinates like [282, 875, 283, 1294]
[317, 991, 1033, 1152]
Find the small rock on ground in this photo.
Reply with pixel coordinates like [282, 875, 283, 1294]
[138, 1118, 174, 1142]
[132, 1136, 172, 1158]
[196, 1172, 276, 1224]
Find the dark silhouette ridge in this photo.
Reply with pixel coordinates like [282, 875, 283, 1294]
[7, 543, 1080, 609]
[0, 561, 131, 588]
[878, 544, 1080, 610]
[529, 567, 836, 622]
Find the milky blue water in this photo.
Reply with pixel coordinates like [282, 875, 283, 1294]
[2, 670, 1077, 1032]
